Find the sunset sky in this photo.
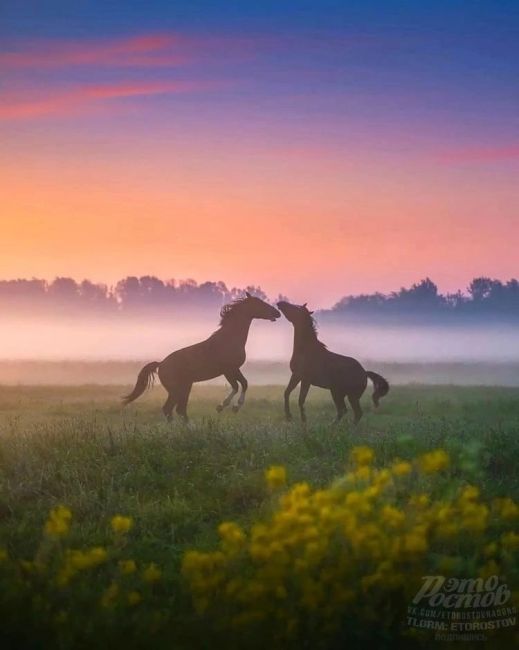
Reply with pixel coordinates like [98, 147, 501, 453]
[1, 1, 518, 306]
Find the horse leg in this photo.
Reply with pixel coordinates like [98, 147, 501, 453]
[331, 388, 347, 423]
[232, 370, 248, 413]
[162, 393, 177, 422]
[298, 380, 310, 424]
[176, 383, 193, 422]
[284, 373, 301, 421]
[347, 395, 363, 425]
[217, 374, 239, 412]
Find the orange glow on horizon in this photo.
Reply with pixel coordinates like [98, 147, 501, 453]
[1, 135, 517, 306]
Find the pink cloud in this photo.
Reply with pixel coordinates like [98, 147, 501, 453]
[0, 33, 191, 69]
[0, 31, 273, 72]
[438, 146, 519, 164]
[0, 80, 219, 120]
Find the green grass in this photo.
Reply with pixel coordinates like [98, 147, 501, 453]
[0, 384, 518, 648]
[1, 384, 518, 556]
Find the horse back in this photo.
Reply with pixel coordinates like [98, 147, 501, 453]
[160, 337, 246, 384]
[296, 347, 367, 391]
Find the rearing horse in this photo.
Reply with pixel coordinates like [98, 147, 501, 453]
[123, 293, 280, 421]
[278, 301, 389, 424]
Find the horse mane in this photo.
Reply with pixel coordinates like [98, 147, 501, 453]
[219, 297, 249, 325]
[301, 309, 327, 349]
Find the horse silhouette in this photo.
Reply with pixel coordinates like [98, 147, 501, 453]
[277, 301, 389, 424]
[123, 293, 280, 421]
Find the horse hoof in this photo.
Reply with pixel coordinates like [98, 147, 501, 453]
[216, 405, 223, 413]
[232, 405, 240, 413]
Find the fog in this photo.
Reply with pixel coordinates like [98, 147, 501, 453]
[1, 315, 518, 385]
[1, 315, 518, 362]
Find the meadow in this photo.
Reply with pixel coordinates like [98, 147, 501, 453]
[0, 383, 518, 649]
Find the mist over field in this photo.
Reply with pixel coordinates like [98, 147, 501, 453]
[2, 313, 519, 362]
[1, 314, 518, 385]
[2, 274, 518, 384]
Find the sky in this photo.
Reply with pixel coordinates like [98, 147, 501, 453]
[1, 1, 518, 307]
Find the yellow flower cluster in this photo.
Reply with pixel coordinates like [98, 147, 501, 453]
[44, 506, 72, 538]
[182, 448, 518, 644]
[265, 466, 286, 489]
[493, 497, 519, 520]
[418, 449, 450, 473]
[56, 547, 108, 586]
[111, 515, 133, 535]
[119, 559, 137, 575]
[142, 562, 162, 584]
[350, 445, 374, 466]
[218, 522, 246, 552]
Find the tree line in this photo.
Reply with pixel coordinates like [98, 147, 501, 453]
[1, 275, 518, 322]
[0, 276, 269, 316]
[320, 277, 519, 323]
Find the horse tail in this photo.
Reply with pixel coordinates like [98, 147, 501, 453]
[122, 362, 160, 405]
[366, 371, 389, 408]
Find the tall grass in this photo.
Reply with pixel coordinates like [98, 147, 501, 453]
[0, 385, 518, 647]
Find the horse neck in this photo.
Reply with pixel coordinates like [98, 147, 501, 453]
[292, 320, 320, 354]
[220, 314, 253, 347]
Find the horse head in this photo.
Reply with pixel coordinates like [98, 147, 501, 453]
[277, 300, 314, 324]
[221, 293, 280, 324]
[244, 292, 281, 321]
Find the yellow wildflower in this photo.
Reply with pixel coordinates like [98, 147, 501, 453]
[350, 446, 374, 467]
[461, 502, 489, 533]
[265, 465, 287, 489]
[501, 532, 519, 551]
[373, 468, 392, 487]
[179, 449, 519, 641]
[404, 530, 428, 553]
[119, 559, 137, 575]
[142, 562, 162, 583]
[391, 460, 412, 476]
[380, 505, 405, 528]
[354, 466, 371, 481]
[111, 515, 133, 535]
[409, 494, 429, 508]
[493, 497, 519, 520]
[87, 547, 108, 565]
[418, 449, 450, 474]
[484, 542, 497, 557]
[218, 521, 246, 547]
[127, 590, 142, 606]
[459, 485, 480, 501]
[56, 546, 107, 586]
[0, 548, 9, 563]
[44, 505, 72, 538]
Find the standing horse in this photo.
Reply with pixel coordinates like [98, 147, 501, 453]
[123, 293, 280, 421]
[277, 301, 389, 424]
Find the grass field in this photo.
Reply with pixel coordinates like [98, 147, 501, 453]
[0, 383, 518, 648]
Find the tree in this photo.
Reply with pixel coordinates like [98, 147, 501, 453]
[48, 277, 79, 302]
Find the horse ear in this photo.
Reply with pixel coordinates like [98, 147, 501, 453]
[245, 291, 252, 298]
[303, 302, 307, 308]
[308, 310, 314, 315]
